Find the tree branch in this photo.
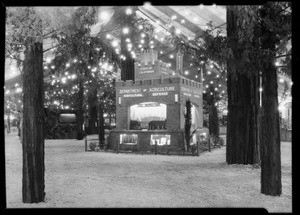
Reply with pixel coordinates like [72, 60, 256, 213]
[43, 44, 60, 53]
[5, 47, 24, 63]
[276, 53, 291, 59]
[42, 30, 56, 38]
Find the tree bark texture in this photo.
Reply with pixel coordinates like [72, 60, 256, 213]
[260, 61, 282, 196]
[98, 103, 105, 145]
[184, 100, 192, 150]
[87, 88, 98, 135]
[22, 37, 45, 203]
[260, 5, 282, 195]
[226, 7, 260, 164]
[209, 104, 219, 138]
[76, 79, 84, 140]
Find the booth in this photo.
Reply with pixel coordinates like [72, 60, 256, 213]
[108, 50, 209, 154]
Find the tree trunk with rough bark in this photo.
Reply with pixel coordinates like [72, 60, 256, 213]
[209, 104, 219, 138]
[87, 88, 98, 135]
[22, 37, 45, 203]
[76, 79, 84, 140]
[184, 99, 192, 150]
[98, 103, 105, 145]
[260, 5, 282, 195]
[260, 60, 282, 196]
[226, 7, 260, 165]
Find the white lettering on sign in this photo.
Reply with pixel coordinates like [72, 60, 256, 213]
[152, 92, 168, 96]
[119, 89, 142, 94]
[124, 94, 143, 97]
[181, 87, 192, 93]
[194, 94, 200, 98]
[139, 70, 154, 74]
[183, 92, 192, 97]
[193, 90, 202, 95]
[149, 86, 175, 92]
[181, 86, 201, 95]
[140, 66, 154, 71]
[138, 103, 160, 107]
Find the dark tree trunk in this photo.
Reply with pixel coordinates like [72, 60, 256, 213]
[209, 104, 219, 138]
[184, 99, 192, 150]
[76, 79, 84, 140]
[98, 103, 105, 145]
[87, 88, 98, 135]
[260, 60, 282, 196]
[226, 7, 260, 164]
[260, 5, 282, 196]
[22, 37, 45, 203]
[120, 21, 135, 81]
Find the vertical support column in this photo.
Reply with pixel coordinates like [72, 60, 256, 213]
[155, 140, 157, 155]
[85, 137, 87, 152]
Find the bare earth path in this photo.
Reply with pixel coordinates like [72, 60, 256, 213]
[5, 132, 292, 212]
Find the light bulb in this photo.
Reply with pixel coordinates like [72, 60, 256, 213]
[123, 27, 129, 34]
[112, 40, 118, 47]
[126, 8, 132, 15]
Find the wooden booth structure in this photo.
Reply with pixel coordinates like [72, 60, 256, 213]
[108, 50, 209, 154]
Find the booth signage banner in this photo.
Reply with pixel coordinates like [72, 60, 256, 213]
[181, 86, 202, 98]
[119, 86, 176, 98]
[139, 65, 154, 74]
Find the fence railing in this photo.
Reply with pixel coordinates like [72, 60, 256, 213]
[85, 133, 225, 156]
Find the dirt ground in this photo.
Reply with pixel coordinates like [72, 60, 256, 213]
[5, 131, 292, 212]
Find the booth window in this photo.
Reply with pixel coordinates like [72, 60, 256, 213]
[150, 134, 170, 145]
[120, 134, 138, 145]
[129, 102, 167, 130]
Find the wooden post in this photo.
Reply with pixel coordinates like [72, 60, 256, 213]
[155, 141, 157, 155]
[85, 138, 87, 152]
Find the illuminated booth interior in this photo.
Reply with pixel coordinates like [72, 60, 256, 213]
[129, 102, 167, 130]
[108, 50, 209, 154]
